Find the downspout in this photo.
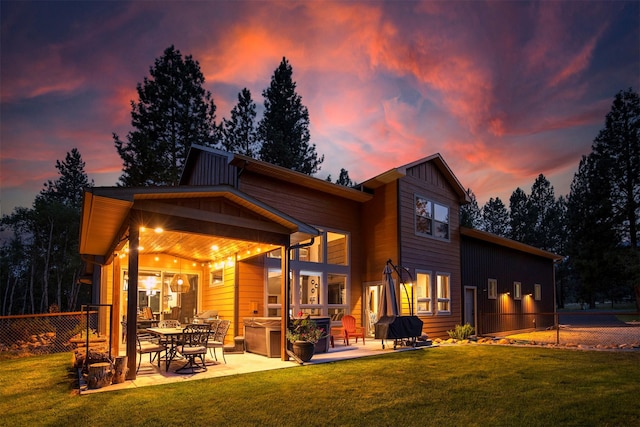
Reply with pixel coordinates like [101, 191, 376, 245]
[233, 252, 239, 340]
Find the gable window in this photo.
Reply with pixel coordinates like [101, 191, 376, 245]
[534, 284, 541, 301]
[513, 282, 522, 300]
[436, 272, 451, 314]
[415, 195, 449, 240]
[415, 271, 432, 315]
[488, 278, 497, 299]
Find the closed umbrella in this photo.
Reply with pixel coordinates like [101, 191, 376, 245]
[379, 261, 399, 318]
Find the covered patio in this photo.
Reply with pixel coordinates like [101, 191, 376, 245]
[79, 185, 321, 380]
[80, 338, 426, 394]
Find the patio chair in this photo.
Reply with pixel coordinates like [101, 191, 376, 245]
[207, 319, 230, 364]
[175, 324, 211, 374]
[339, 315, 365, 346]
[136, 332, 166, 373]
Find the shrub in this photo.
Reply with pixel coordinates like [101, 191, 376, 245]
[447, 323, 474, 340]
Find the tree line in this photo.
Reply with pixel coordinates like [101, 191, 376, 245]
[461, 88, 639, 310]
[0, 45, 637, 314]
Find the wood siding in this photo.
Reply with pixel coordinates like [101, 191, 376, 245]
[461, 235, 556, 335]
[183, 150, 238, 187]
[201, 261, 236, 345]
[361, 182, 399, 282]
[398, 162, 464, 338]
[238, 171, 365, 326]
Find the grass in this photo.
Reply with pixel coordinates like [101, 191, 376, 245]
[1, 346, 639, 427]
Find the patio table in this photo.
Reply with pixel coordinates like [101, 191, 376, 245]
[145, 327, 186, 371]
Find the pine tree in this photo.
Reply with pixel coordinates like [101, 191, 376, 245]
[460, 188, 482, 229]
[258, 57, 323, 174]
[587, 88, 640, 309]
[221, 88, 258, 157]
[481, 197, 509, 237]
[527, 174, 558, 251]
[0, 149, 92, 313]
[114, 45, 219, 186]
[509, 188, 531, 242]
[335, 169, 354, 187]
[567, 155, 618, 308]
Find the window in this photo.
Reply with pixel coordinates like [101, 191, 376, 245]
[327, 232, 348, 265]
[415, 271, 432, 314]
[298, 238, 323, 262]
[300, 271, 322, 306]
[488, 278, 497, 299]
[210, 269, 223, 287]
[436, 273, 451, 314]
[534, 284, 541, 301]
[514, 282, 522, 300]
[266, 268, 282, 317]
[264, 228, 351, 318]
[415, 195, 449, 240]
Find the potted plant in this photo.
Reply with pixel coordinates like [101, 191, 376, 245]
[286, 313, 325, 362]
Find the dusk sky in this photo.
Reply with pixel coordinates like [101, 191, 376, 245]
[1, 1, 639, 216]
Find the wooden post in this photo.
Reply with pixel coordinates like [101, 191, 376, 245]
[88, 362, 113, 389]
[112, 356, 128, 384]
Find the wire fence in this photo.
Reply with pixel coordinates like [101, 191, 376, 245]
[501, 311, 640, 349]
[0, 305, 113, 361]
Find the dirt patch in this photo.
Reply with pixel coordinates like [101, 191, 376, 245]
[434, 326, 640, 351]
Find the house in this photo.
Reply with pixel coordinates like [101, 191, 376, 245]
[460, 227, 561, 335]
[79, 145, 559, 379]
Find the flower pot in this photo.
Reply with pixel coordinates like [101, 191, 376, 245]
[292, 341, 315, 362]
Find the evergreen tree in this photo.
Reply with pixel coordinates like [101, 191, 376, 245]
[460, 188, 482, 229]
[0, 149, 92, 313]
[528, 174, 558, 251]
[114, 45, 219, 186]
[258, 57, 323, 174]
[509, 187, 530, 242]
[591, 89, 639, 250]
[221, 88, 258, 157]
[335, 168, 354, 187]
[567, 155, 618, 308]
[588, 88, 640, 308]
[481, 197, 510, 237]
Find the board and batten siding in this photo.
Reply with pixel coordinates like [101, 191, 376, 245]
[182, 149, 238, 187]
[397, 161, 464, 338]
[460, 234, 556, 335]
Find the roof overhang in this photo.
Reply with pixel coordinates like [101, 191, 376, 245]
[183, 144, 373, 203]
[460, 227, 563, 261]
[80, 185, 320, 262]
[361, 153, 471, 204]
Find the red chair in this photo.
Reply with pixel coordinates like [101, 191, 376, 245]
[340, 315, 365, 345]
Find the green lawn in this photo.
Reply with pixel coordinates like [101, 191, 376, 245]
[1, 346, 639, 427]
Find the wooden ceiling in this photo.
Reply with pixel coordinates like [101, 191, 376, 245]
[125, 228, 280, 264]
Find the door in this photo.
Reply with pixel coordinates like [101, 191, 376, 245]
[365, 283, 382, 337]
[464, 286, 477, 331]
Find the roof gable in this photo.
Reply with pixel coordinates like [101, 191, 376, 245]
[361, 153, 471, 203]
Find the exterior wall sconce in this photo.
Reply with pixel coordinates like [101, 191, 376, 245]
[250, 301, 259, 315]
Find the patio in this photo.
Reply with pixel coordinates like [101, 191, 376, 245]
[81, 338, 427, 394]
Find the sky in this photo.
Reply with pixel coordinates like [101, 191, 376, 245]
[1, 1, 639, 216]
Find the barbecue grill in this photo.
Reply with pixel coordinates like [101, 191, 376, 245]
[374, 315, 423, 349]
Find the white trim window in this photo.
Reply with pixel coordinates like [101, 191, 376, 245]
[513, 281, 522, 300]
[436, 273, 451, 314]
[488, 278, 497, 299]
[415, 195, 450, 240]
[415, 271, 432, 315]
[534, 284, 541, 301]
